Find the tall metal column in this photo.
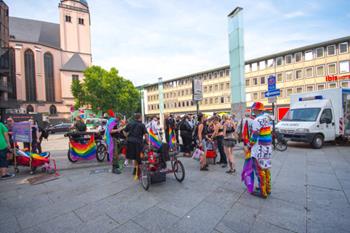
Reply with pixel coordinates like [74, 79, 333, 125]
[228, 7, 246, 119]
[158, 77, 165, 141]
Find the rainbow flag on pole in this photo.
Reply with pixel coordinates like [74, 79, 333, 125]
[149, 128, 161, 149]
[168, 128, 176, 149]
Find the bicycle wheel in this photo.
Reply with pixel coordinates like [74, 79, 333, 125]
[67, 149, 78, 163]
[140, 164, 151, 191]
[276, 141, 287, 152]
[96, 143, 107, 162]
[173, 160, 185, 182]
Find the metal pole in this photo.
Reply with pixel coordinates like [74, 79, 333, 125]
[272, 102, 276, 148]
[196, 101, 199, 115]
[158, 77, 165, 141]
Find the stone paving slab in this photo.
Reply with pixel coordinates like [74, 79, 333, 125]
[1, 144, 350, 233]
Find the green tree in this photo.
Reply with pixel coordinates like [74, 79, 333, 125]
[71, 66, 140, 117]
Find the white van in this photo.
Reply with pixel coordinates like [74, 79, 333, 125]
[276, 88, 350, 148]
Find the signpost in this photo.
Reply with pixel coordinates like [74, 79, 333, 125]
[265, 75, 280, 147]
[192, 79, 203, 115]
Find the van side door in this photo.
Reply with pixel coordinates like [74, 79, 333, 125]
[319, 108, 336, 141]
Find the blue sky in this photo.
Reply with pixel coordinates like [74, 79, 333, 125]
[8, 0, 350, 86]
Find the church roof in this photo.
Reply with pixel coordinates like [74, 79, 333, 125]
[61, 53, 87, 72]
[9, 16, 60, 49]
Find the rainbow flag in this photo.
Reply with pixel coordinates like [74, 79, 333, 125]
[168, 128, 176, 149]
[241, 157, 254, 193]
[104, 118, 117, 162]
[149, 128, 161, 149]
[69, 134, 97, 160]
[242, 120, 250, 145]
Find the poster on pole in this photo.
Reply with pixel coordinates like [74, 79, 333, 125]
[192, 79, 203, 101]
[12, 121, 32, 143]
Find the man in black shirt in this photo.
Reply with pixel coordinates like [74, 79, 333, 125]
[124, 113, 148, 175]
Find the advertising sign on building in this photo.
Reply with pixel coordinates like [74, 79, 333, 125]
[12, 121, 32, 143]
[192, 79, 203, 101]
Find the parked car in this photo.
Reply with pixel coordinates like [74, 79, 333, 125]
[47, 123, 72, 134]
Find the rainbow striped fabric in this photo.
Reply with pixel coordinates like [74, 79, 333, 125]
[149, 128, 161, 149]
[104, 118, 117, 162]
[69, 134, 97, 160]
[258, 127, 272, 146]
[168, 128, 176, 149]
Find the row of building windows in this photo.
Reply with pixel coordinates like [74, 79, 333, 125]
[250, 81, 349, 100]
[65, 15, 85, 25]
[246, 61, 350, 86]
[245, 42, 349, 72]
[10, 48, 56, 102]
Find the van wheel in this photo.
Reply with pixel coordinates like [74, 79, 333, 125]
[311, 134, 324, 149]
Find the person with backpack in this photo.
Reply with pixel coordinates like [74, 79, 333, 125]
[179, 115, 193, 157]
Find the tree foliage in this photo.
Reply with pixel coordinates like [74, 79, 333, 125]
[71, 66, 140, 116]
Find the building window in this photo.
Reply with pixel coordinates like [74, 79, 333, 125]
[44, 53, 55, 102]
[267, 59, 274, 68]
[245, 64, 250, 72]
[328, 63, 337, 75]
[209, 86, 212, 92]
[296, 87, 303, 93]
[318, 84, 325, 90]
[253, 78, 258, 85]
[219, 71, 223, 77]
[220, 97, 225, 103]
[72, 75, 79, 81]
[285, 55, 292, 64]
[209, 98, 213, 104]
[226, 82, 230, 89]
[220, 83, 224, 90]
[213, 72, 217, 78]
[251, 63, 258, 71]
[276, 57, 283, 66]
[286, 88, 293, 96]
[208, 73, 212, 79]
[315, 47, 324, 58]
[316, 66, 325, 76]
[78, 18, 84, 25]
[295, 70, 303, 80]
[339, 42, 348, 54]
[285, 71, 293, 81]
[260, 76, 265, 84]
[307, 85, 314, 92]
[26, 105, 34, 113]
[215, 97, 219, 104]
[24, 49, 37, 101]
[305, 50, 313, 61]
[339, 61, 350, 73]
[259, 61, 266, 70]
[204, 86, 208, 92]
[253, 93, 258, 100]
[327, 45, 336, 56]
[277, 73, 283, 82]
[246, 79, 250, 86]
[226, 69, 230, 76]
[65, 15, 71, 22]
[215, 84, 218, 91]
[260, 92, 265, 99]
[49, 105, 57, 115]
[341, 82, 349, 88]
[295, 52, 302, 62]
[305, 67, 313, 78]
[328, 83, 337, 89]
[9, 48, 16, 99]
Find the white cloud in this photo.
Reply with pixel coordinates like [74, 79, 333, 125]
[284, 11, 305, 19]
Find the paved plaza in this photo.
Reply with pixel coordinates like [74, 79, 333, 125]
[1, 140, 350, 233]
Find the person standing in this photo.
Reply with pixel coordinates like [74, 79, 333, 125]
[110, 115, 124, 174]
[245, 102, 272, 198]
[124, 113, 148, 177]
[0, 122, 15, 179]
[212, 116, 227, 167]
[197, 113, 208, 171]
[223, 115, 237, 174]
[179, 115, 193, 157]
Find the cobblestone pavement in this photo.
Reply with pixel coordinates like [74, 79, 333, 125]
[1, 144, 350, 233]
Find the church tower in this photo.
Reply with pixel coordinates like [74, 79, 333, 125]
[58, 0, 91, 54]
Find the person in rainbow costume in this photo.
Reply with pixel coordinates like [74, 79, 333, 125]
[244, 102, 272, 199]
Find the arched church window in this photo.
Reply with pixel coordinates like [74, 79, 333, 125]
[24, 49, 37, 101]
[44, 52, 55, 102]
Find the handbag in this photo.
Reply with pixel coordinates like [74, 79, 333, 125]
[192, 148, 204, 161]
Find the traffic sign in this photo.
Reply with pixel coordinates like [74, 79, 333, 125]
[268, 75, 276, 91]
[265, 89, 280, 98]
[268, 96, 277, 103]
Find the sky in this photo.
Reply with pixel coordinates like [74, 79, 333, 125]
[7, 0, 350, 86]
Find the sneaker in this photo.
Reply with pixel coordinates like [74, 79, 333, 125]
[251, 190, 267, 199]
[225, 170, 233, 174]
[124, 160, 129, 167]
[1, 173, 15, 179]
[221, 164, 227, 168]
[200, 167, 209, 171]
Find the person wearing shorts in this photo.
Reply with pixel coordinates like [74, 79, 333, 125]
[0, 122, 15, 179]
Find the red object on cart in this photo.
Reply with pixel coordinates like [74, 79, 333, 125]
[205, 150, 216, 158]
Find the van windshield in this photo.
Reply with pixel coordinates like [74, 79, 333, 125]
[282, 108, 321, 122]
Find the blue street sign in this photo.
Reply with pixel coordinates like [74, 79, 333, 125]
[265, 89, 280, 98]
[268, 75, 276, 91]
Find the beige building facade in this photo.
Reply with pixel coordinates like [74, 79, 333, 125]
[144, 36, 350, 120]
[8, 0, 92, 119]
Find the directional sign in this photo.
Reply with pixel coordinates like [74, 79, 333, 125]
[268, 75, 276, 91]
[265, 89, 280, 98]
